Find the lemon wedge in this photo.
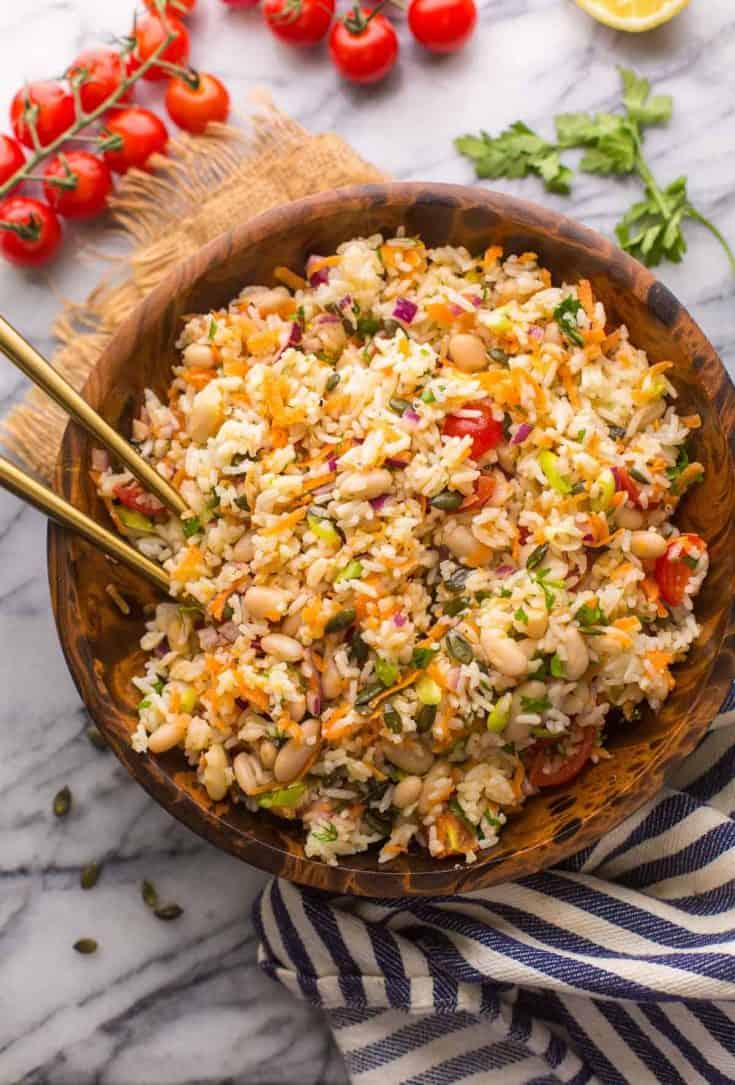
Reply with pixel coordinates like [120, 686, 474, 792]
[575, 0, 690, 32]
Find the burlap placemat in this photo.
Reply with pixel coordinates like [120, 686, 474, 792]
[1, 99, 386, 480]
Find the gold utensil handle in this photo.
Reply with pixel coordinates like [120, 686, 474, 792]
[0, 315, 186, 517]
[0, 454, 170, 594]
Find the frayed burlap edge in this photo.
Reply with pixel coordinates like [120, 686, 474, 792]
[1, 97, 386, 480]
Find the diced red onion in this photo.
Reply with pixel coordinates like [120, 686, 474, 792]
[312, 482, 335, 496]
[91, 448, 109, 471]
[511, 422, 533, 446]
[393, 297, 418, 324]
[404, 409, 421, 424]
[519, 526, 531, 544]
[449, 303, 463, 317]
[528, 325, 544, 342]
[154, 637, 170, 657]
[198, 628, 219, 651]
[471, 296, 482, 307]
[611, 466, 623, 490]
[392, 611, 407, 627]
[307, 691, 322, 716]
[235, 696, 248, 711]
[583, 532, 594, 543]
[288, 322, 302, 346]
[369, 494, 390, 510]
[495, 564, 515, 578]
[327, 455, 338, 472]
[385, 457, 408, 469]
[316, 313, 340, 325]
[307, 255, 330, 287]
[338, 295, 353, 310]
[220, 621, 240, 643]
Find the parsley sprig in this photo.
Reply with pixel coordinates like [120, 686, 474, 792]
[456, 67, 735, 274]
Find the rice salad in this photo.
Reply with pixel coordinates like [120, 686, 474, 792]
[96, 234, 708, 866]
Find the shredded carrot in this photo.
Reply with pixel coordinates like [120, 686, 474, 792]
[322, 703, 354, 742]
[238, 681, 270, 712]
[559, 363, 580, 409]
[518, 251, 538, 265]
[180, 367, 216, 390]
[172, 545, 204, 582]
[510, 760, 525, 802]
[169, 687, 181, 713]
[681, 414, 702, 429]
[613, 616, 642, 633]
[645, 650, 674, 672]
[425, 301, 455, 327]
[610, 562, 636, 581]
[648, 361, 674, 378]
[602, 328, 622, 354]
[577, 279, 596, 321]
[483, 245, 503, 268]
[301, 471, 336, 494]
[368, 671, 420, 715]
[222, 359, 249, 378]
[274, 265, 307, 291]
[262, 507, 307, 536]
[247, 329, 280, 356]
[309, 255, 341, 274]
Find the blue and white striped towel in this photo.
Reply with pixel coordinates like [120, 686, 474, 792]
[255, 691, 735, 1085]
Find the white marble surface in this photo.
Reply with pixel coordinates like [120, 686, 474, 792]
[1, 0, 734, 1081]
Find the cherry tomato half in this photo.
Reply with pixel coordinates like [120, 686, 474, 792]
[165, 72, 230, 133]
[0, 197, 62, 266]
[133, 14, 191, 81]
[442, 401, 503, 460]
[263, 0, 336, 46]
[113, 481, 166, 517]
[0, 135, 25, 187]
[67, 49, 130, 114]
[407, 0, 477, 53]
[614, 466, 642, 508]
[528, 728, 596, 790]
[144, 0, 197, 15]
[329, 7, 399, 83]
[655, 533, 707, 607]
[43, 151, 112, 220]
[10, 81, 75, 149]
[102, 108, 169, 173]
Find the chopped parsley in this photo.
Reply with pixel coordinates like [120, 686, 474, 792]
[553, 296, 585, 347]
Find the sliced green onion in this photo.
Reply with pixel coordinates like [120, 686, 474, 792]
[549, 653, 566, 678]
[308, 511, 341, 546]
[179, 685, 198, 713]
[486, 693, 512, 733]
[591, 467, 616, 512]
[538, 450, 572, 495]
[526, 543, 549, 570]
[421, 387, 436, 404]
[118, 507, 155, 533]
[411, 645, 437, 669]
[335, 559, 363, 583]
[258, 783, 306, 809]
[415, 675, 442, 705]
[375, 657, 399, 687]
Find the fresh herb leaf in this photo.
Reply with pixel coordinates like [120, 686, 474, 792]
[628, 468, 650, 485]
[182, 516, 201, 538]
[448, 797, 476, 832]
[208, 318, 217, 341]
[521, 694, 551, 713]
[553, 296, 584, 347]
[311, 821, 339, 843]
[455, 122, 573, 195]
[550, 652, 566, 678]
[619, 67, 673, 128]
[375, 658, 399, 687]
[576, 602, 606, 627]
[141, 880, 159, 909]
[411, 645, 438, 669]
[514, 606, 529, 625]
[526, 543, 549, 571]
[682, 554, 699, 570]
[444, 596, 469, 617]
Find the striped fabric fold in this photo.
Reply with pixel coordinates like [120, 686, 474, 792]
[255, 693, 735, 1085]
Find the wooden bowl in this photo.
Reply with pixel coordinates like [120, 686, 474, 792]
[49, 183, 735, 896]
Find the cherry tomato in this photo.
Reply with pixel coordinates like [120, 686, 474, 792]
[0, 197, 62, 266]
[42, 151, 112, 220]
[221, 0, 260, 5]
[263, 0, 335, 46]
[528, 728, 596, 789]
[442, 401, 503, 459]
[407, 0, 476, 53]
[102, 108, 169, 173]
[113, 481, 166, 517]
[165, 73, 230, 133]
[329, 7, 399, 84]
[0, 135, 25, 187]
[133, 14, 191, 81]
[460, 473, 495, 511]
[67, 49, 130, 114]
[10, 82, 75, 149]
[614, 466, 642, 508]
[144, 0, 197, 14]
[654, 533, 706, 607]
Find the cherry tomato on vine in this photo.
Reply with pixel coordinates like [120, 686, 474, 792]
[43, 151, 112, 220]
[102, 108, 169, 173]
[165, 73, 230, 133]
[67, 49, 131, 114]
[329, 6, 399, 84]
[133, 14, 191, 81]
[407, 0, 476, 53]
[528, 728, 596, 790]
[263, 0, 336, 47]
[10, 81, 75, 149]
[0, 197, 62, 266]
[0, 135, 25, 187]
[442, 401, 503, 459]
[144, 0, 197, 15]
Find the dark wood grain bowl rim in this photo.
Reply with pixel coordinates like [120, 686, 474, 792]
[48, 182, 735, 897]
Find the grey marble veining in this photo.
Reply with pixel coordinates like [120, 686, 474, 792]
[1, 0, 734, 1082]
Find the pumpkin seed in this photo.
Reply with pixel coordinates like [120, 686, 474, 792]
[389, 397, 411, 414]
[80, 863, 100, 890]
[415, 703, 437, 733]
[445, 630, 473, 663]
[489, 347, 509, 364]
[141, 879, 159, 909]
[325, 607, 356, 634]
[73, 938, 98, 955]
[430, 490, 463, 511]
[53, 786, 71, 818]
[355, 680, 384, 707]
[325, 372, 340, 392]
[364, 810, 392, 837]
[383, 704, 402, 733]
[444, 596, 469, 617]
[86, 727, 107, 751]
[154, 904, 184, 921]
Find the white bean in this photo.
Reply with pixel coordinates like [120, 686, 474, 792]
[480, 630, 529, 678]
[243, 586, 288, 621]
[562, 626, 589, 680]
[616, 505, 645, 530]
[183, 342, 216, 368]
[274, 718, 321, 784]
[232, 534, 254, 562]
[233, 751, 261, 795]
[261, 633, 304, 662]
[630, 530, 667, 560]
[448, 333, 488, 373]
[524, 608, 548, 639]
[187, 381, 223, 443]
[322, 657, 345, 700]
[445, 524, 493, 566]
[201, 744, 228, 801]
[418, 760, 452, 814]
[340, 468, 393, 501]
[243, 285, 291, 316]
[288, 693, 307, 723]
[392, 775, 423, 809]
[562, 681, 590, 716]
[258, 740, 278, 771]
[148, 719, 186, 754]
[280, 609, 302, 638]
[382, 739, 435, 776]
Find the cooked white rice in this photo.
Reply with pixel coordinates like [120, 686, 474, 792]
[97, 234, 708, 866]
